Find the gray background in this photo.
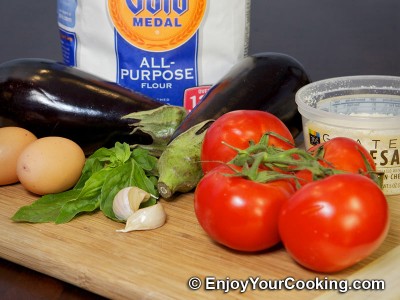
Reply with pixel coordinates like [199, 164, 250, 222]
[0, 1, 399, 81]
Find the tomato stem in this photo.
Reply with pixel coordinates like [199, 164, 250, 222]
[221, 132, 375, 188]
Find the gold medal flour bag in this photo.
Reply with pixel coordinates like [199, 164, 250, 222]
[57, 0, 251, 110]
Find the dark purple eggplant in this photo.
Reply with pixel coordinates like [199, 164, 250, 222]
[0, 58, 165, 154]
[170, 52, 311, 141]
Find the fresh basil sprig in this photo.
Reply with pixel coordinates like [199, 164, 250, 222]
[12, 142, 158, 224]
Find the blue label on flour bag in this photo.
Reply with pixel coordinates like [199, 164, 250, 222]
[108, 0, 207, 107]
[57, 0, 77, 28]
[59, 29, 77, 66]
[115, 31, 198, 105]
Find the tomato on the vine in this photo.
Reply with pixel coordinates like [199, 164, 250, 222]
[279, 173, 389, 273]
[309, 137, 376, 174]
[294, 137, 377, 187]
[201, 110, 295, 174]
[194, 165, 295, 252]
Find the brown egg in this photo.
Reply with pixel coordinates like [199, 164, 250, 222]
[16, 137, 86, 195]
[0, 127, 37, 185]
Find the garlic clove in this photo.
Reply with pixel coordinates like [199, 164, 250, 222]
[113, 187, 134, 221]
[112, 186, 155, 221]
[116, 202, 167, 233]
[127, 186, 151, 212]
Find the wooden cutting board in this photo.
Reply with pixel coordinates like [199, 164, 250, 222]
[0, 184, 399, 299]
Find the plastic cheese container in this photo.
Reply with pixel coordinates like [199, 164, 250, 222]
[295, 75, 400, 195]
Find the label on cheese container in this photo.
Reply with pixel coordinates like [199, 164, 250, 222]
[57, 0, 251, 109]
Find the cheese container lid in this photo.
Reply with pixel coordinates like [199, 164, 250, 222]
[295, 75, 400, 130]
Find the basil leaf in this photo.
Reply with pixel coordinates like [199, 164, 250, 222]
[12, 189, 81, 223]
[114, 142, 132, 163]
[74, 157, 104, 189]
[55, 193, 100, 224]
[55, 168, 111, 223]
[132, 148, 158, 173]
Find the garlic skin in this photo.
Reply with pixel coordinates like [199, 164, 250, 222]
[116, 202, 167, 233]
[112, 186, 153, 221]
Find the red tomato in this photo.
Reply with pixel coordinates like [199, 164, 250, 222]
[292, 169, 314, 187]
[194, 165, 295, 252]
[279, 174, 389, 273]
[201, 110, 294, 174]
[309, 137, 376, 173]
[293, 137, 377, 187]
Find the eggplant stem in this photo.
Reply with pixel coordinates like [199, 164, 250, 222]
[157, 183, 173, 199]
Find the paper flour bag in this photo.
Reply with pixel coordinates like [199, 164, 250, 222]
[57, 0, 251, 110]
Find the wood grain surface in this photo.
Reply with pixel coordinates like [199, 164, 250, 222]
[0, 184, 399, 299]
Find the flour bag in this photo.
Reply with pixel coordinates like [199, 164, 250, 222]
[57, 0, 251, 110]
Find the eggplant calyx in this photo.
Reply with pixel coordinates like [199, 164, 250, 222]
[122, 106, 187, 157]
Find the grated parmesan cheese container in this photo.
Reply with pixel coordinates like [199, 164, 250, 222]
[295, 75, 400, 195]
[57, 0, 251, 111]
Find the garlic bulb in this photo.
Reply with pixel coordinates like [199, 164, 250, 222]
[112, 186, 153, 221]
[116, 203, 167, 233]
